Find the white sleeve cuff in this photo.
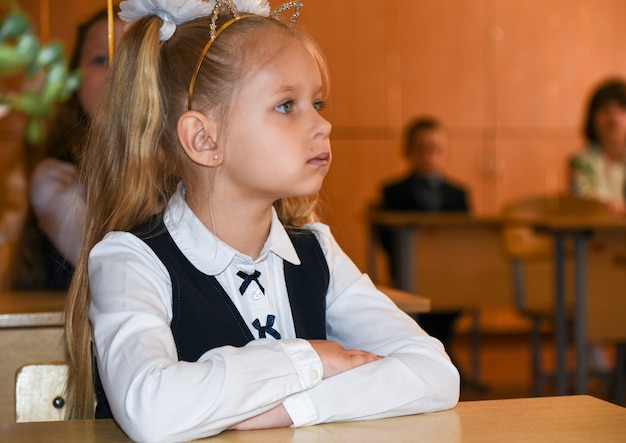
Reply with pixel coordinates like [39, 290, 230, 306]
[280, 339, 323, 426]
[283, 390, 319, 427]
[280, 338, 323, 387]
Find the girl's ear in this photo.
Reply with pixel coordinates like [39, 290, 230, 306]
[177, 111, 221, 167]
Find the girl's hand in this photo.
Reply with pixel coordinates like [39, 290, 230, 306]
[606, 199, 626, 215]
[229, 341, 382, 431]
[308, 340, 383, 379]
[30, 158, 78, 216]
[229, 404, 293, 430]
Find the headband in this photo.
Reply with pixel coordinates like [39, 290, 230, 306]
[118, 0, 302, 109]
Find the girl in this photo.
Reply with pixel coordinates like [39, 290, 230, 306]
[65, 1, 459, 441]
[11, 5, 124, 290]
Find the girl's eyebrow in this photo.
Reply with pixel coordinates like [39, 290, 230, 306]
[272, 84, 324, 95]
[273, 84, 298, 94]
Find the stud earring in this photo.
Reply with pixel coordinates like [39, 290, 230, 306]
[213, 154, 219, 160]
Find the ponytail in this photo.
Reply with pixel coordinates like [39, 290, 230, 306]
[65, 16, 178, 419]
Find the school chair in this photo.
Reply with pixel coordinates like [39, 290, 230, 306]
[15, 362, 68, 422]
[500, 194, 610, 396]
[586, 240, 626, 406]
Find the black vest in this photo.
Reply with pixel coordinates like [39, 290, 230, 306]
[95, 219, 329, 418]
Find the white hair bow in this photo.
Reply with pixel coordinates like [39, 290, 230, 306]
[119, 0, 271, 41]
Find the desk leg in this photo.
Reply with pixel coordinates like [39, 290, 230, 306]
[392, 225, 485, 390]
[554, 233, 567, 395]
[367, 225, 379, 282]
[394, 227, 417, 293]
[574, 233, 588, 394]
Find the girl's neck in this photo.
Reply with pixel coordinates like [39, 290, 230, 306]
[185, 190, 273, 260]
[598, 135, 626, 162]
[600, 140, 626, 163]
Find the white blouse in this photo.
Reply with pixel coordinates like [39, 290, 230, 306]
[570, 146, 626, 203]
[88, 187, 459, 442]
[30, 158, 85, 265]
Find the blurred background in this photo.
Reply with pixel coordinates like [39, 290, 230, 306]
[1, 0, 625, 404]
[3, 0, 626, 272]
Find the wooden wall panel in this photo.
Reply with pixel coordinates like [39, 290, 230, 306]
[3, 0, 626, 274]
[493, 0, 626, 130]
[298, 1, 389, 128]
[321, 138, 400, 266]
[492, 134, 583, 212]
[493, 0, 562, 128]
[398, 0, 488, 128]
[494, 139, 566, 208]
[443, 136, 488, 213]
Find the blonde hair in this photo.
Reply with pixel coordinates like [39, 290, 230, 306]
[65, 14, 329, 419]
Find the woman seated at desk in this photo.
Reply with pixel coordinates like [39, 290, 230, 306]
[570, 78, 626, 216]
[569, 78, 626, 373]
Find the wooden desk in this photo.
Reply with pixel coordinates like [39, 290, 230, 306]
[1, 395, 624, 442]
[0, 291, 66, 423]
[0, 291, 65, 327]
[368, 211, 510, 386]
[368, 209, 626, 396]
[0, 287, 428, 322]
[367, 210, 509, 310]
[375, 284, 430, 314]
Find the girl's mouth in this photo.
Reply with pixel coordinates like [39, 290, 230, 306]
[308, 152, 330, 166]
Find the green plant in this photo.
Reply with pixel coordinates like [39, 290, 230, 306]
[0, 6, 80, 144]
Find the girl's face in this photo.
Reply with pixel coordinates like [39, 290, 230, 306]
[594, 100, 626, 150]
[77, 18, 125, 118]
[218, 37, 332, 204]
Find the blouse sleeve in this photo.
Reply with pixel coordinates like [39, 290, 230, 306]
[282, 223, 460, 426]
[29, 158, 84, 265]
[88, 232, 323, 442]
[569, 151, 597, 198]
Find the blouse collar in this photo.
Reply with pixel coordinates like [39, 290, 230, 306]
[163, 183, 301, 276]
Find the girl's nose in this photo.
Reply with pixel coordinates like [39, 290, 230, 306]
[314, 114, 332, 140]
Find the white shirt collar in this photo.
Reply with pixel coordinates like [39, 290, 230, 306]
[163, 183, 301, 275]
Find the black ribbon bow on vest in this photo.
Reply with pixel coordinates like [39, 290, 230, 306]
[237, 270, 265, 295]
[252, 315, 281, 339]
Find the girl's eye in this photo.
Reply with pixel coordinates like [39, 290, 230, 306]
[276, 101, 294, 114]
[90, 55, 109, 67]
[313, 101, 326, 113]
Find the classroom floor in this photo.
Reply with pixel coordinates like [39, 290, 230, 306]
[450, 330, 623, 405]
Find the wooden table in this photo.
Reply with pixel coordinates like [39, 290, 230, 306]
[1, 395, 624, 442]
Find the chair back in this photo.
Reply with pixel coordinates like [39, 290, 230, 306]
[501, 194, 610, 312]
[15, 362, 69, 422]
[502, 194, 609, 260]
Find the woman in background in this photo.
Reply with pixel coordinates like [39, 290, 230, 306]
[11, 5, 123, 290]
[570, 78, 626, 215]
[569, 77, 626, 372]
